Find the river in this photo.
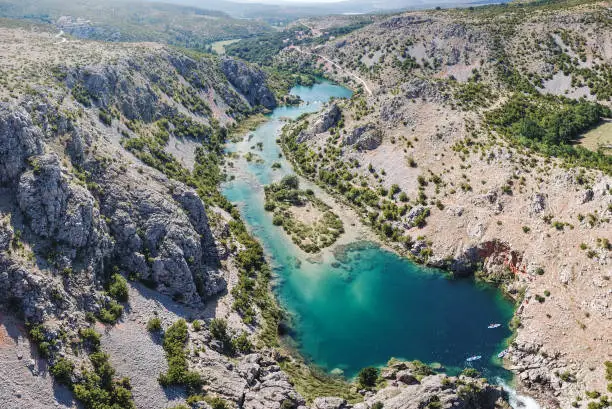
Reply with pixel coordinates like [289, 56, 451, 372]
[222, 81, 515, 381]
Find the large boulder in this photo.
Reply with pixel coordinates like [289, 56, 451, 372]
[312, 103, 342, 134]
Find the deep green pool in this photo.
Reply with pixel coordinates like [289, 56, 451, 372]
[222, 81, 514, 380]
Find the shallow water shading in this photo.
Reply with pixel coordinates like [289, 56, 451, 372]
[222, 81, 514, 379]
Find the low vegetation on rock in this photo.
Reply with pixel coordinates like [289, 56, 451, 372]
[264, 175, 344, 253]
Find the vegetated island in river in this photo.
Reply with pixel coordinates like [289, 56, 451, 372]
[264, 174, 344, 253]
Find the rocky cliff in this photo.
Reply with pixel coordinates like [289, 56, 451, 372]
[0, 23, 279, 409]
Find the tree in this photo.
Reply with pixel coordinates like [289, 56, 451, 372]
[358, 366, 379, 388]
[209, 318, 229, 343]
[280, 175, 300, 190]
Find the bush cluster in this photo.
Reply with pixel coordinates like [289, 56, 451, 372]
[158, 319, 202, 390]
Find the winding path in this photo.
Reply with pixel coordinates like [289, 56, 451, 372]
[292, 46, 373, 96]
[54, 30, 67, 45]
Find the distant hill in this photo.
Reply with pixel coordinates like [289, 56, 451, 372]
[150, 0, 513, 22]
[0, 0, 273, 47]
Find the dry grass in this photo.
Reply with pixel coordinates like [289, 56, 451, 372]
[579, 119, 612, 154]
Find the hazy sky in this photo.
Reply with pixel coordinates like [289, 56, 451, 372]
[237, 0, 347, 3]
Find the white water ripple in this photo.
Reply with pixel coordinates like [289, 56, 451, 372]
[496, 378, 541, 409]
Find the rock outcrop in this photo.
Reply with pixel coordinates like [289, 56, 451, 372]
[0, 104, 44, 183]
[221, 58, 277, 110]
[298, 102, 342, 142]
[97, 167, 225, 305]
[343, 123, 382, 150]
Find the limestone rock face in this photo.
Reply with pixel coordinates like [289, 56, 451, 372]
[298, 103, 342, 142]
[17, 154, 103, 250]
[97, 169, 225, 306]
[355, 373, 508, 409]
[312, 103, 342, 134]
[221, 58, 277, 110]
[529, 193, 547, 215]
[312, 397, 348, 409]
[0, 103, 44, 183]
[192, 352, 305, 409]
[0, 97, 227, 323]
[343, 124, 382, 150]
[68, 64, 159, 122]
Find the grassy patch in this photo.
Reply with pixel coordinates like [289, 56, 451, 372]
[579, 119, 612, 155]
[228, 114, 267, 142]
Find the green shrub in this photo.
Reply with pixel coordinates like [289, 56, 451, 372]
[232, 332, 252, 354]
[205, 396, 230, 409]
[186, 395, 206, 405]
[209, 318, 229, 342]
[80, 327, 101, 350]
[280, 175, 300, 190]
[89, 351, 115, 389]
[38, 341, 51, 357]
[158, 319, 202, 390]
[98, 301, 123, 324]
[192, 320, 202, 332]
[108, 274, 129, 302]
[50, 358, 74, 385]
[147, 317, 162, 332]
[28, 324, 46, 344]
[411, 360, 435, 377]
[560, 371, 576, 382]
[281, 399, 296, 409]
[98, 109, 112, 126]
[585, 391, 601, 399]
[73, 364, 135, 409]
[460, 368, 481, 378]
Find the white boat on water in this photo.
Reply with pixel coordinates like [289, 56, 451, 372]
[488, 323, 501, 329]
[466, 355, 482, 362]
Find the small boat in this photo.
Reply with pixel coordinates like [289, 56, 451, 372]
[488, 323, 501, 329]
[466, 355, 482, 362]
[497, 349, 509, 358]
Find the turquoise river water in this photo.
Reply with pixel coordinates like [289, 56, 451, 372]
[222, 81, 515, 380]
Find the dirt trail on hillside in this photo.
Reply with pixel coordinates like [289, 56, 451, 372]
[293, 46, 373, 96]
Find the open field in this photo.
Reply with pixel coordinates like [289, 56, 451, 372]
[579, 119, 612, 154]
